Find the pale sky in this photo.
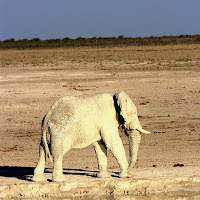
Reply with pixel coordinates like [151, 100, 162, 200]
[0, 0, 199, 40]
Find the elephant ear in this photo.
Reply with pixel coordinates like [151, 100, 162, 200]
[115, 91, 134, 128]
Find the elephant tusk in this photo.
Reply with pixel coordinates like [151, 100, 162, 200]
[137, 128, 151, 134]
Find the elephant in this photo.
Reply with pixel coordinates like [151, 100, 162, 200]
[32, 91, 150, 182]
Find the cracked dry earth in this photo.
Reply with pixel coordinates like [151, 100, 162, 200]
[0, 64, 200, 197]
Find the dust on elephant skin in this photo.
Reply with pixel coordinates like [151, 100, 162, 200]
[32, 91, 150, 182]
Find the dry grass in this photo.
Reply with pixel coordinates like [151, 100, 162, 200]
[1, 44, 200, 71]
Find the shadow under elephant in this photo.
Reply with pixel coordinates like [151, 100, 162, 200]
[0, 166, 104, 182]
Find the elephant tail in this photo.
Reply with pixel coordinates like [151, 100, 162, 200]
[41, 115, 53, 162]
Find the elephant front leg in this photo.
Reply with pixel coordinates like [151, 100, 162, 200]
[102, 128, 129, 178]
[93, 140, 110, 178]
[109, 140, 129, 178]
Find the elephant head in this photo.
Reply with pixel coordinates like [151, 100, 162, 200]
[114, 91, 150, 169]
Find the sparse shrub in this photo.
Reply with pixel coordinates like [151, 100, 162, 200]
[31, 38, 40, 42]
[62, 37, 71, 41]
[0, 35, 200, 49]
[76, 37, 85, 40]
[3, 38, 15, 43]
[118, 35, 124, 39]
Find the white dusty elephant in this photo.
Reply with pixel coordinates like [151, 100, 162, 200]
[32, 91, 150, 182]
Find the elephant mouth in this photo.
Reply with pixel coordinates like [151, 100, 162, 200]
[125, 127, 150, 137]
[125, 128, 139, 136]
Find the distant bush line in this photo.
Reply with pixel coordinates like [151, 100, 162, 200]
[0, 35, 199, 49]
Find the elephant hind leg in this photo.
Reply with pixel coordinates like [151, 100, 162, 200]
[51, 136, 71, 182]
[52, 154, 66, 182]
[93, 140, 110, 178]
[32, 142, 47, 182]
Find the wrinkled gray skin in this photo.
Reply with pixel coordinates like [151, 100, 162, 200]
[32, 91, 150, 182]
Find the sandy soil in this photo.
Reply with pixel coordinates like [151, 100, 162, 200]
[0, 50, 200, 191]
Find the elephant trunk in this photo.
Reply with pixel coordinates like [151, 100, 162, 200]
[128, 130, 141, 169]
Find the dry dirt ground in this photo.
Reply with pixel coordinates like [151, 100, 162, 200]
[0, 45, 200, 196]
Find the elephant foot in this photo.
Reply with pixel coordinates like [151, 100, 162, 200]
[52, 174, 66, 182]
[97, 171, 110, 178]
[119, 171, 129, 178]
[32, 174, 46, 182]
